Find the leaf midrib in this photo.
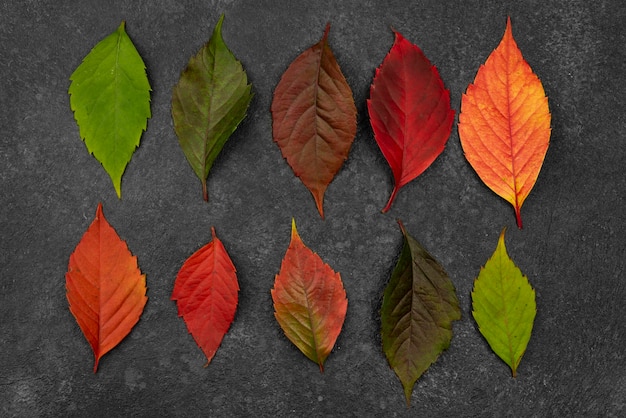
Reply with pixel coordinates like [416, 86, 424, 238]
[504, 32, 521, 215]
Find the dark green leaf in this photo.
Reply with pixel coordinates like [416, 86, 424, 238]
[172, 14, 253, 201]
[381, 221, 461, 405]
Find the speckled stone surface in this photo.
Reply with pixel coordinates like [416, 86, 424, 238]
[1, 1, 625, 416]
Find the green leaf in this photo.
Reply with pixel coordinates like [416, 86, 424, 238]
[172, 14, 253, 201]
[381, 221, 461, 406]
[69, 21, 152, 198]
[471, 228, 536, 377]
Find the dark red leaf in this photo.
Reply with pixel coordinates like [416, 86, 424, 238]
[368, 30, 454, 212]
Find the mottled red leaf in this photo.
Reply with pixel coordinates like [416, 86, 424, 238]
[172, 227, 239, 366]
[368, 30, 454, 212]
[66, 203, 147, 372]
[271, 24, 357, 218]
[271, 219, 347, 371]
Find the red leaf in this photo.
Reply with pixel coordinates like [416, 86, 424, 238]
[66, 203, 147, 372]
[367, 30, 454, 212]
[172, 227, 239, 366]
[271, 219, 347, 371]
[271, 24, 357, 218]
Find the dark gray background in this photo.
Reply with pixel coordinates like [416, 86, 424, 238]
[2, 0, 624, 416]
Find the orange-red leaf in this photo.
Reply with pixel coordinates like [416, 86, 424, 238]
[368, 30, 454, 213]
[271, 219, 347, 371]
[172, 227, 239, 366]
[271, 24, 357, 218]
[66, 203, 147, 372]
[458, 17, 551, 228]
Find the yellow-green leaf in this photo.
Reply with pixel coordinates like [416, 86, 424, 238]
[69, 22, 152, 198]
[471, 228, 536, 377]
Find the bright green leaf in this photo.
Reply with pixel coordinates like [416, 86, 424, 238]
[171, 14, 253, 201]
[381, 221, 461, 406]
[69, 21, 152, 198]
[471, 228, 536, 377]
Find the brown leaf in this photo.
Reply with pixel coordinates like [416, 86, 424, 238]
[271, 24, 357, 218]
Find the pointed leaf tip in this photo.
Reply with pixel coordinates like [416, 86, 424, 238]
[290, 218, 298, 238]
[322, 22, 331, 41]
[95, 202, 103, 217]
[459, 17, 550, 227]
[472, 227, 536, 377]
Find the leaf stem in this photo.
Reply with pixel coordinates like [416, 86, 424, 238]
[382, 186, 399, 213]
[515, 206, 523, 229]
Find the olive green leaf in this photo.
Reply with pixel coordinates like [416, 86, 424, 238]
[172, 14, 253, 201]
[472, 228, 536, 377]
[381, 221, 461, 406]
[69, 21, 151, 198]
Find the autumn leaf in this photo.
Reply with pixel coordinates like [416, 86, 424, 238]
[271, 24, 357, 218]
[69, 22, 151, 198]
[271, 219, 347, 371]
[172, 227, 239, 366]
[471, 228, 536, 377]
[172, 14, 253, 201]
[381, 221, 460, 405]
[66, 203, 147, 372]
[368, 30, 454, 213]
[458, 17, 551, 228]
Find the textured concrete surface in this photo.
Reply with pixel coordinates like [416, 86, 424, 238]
[1, 0, 625, 416]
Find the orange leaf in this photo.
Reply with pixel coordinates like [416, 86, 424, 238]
[271, 24, 357, 218]
[172, 227, 239, 366]
[458, 17, 551, 228]
[66, 203, 147, 372]
[271, 219, 348, 371]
